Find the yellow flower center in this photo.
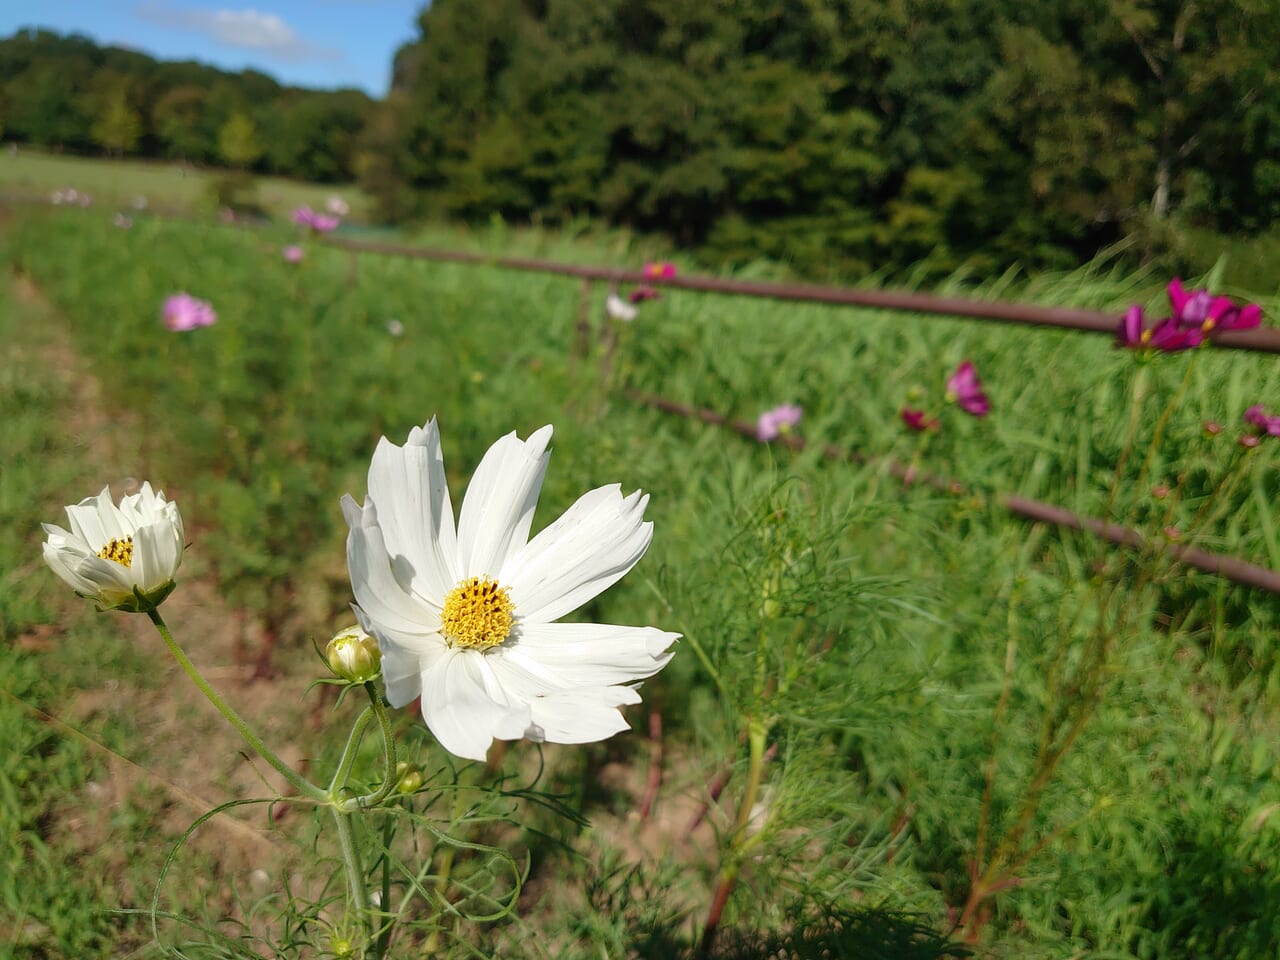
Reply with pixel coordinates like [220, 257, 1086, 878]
[98, 536, 134, 567]
[440, 576, 514, 650]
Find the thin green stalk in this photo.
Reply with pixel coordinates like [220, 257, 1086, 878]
[147, 608, 326, 804]
[341, 684, 400, 812]
[331, 806, 371, 951]
[329, 705, 375, 795]
[698, 717, 769, 957]
[1129, 353, 1200, 502]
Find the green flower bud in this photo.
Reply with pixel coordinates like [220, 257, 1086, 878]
[326, 626, 381, 683]
[395, 760, 424, 795]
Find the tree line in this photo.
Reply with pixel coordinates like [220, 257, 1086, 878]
[4, 4, 1278, 277]
[0, 29, 371, 182]
[364, 0, 1279, 276]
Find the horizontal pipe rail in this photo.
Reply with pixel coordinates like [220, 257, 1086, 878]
[325, 236, 1280, 354]
[629, 390, 1280, 594]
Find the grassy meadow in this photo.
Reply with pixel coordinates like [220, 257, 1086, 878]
[3, 182, 1280, 959]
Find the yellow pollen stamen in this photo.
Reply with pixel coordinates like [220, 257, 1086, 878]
[98, 536, 134, 567]
[440, 576, 514, 650]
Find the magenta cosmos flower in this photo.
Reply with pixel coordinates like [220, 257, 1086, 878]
[757, 404, 803, 442]
[901, 408, 940, 432]
[1244, 405, 1280, 437]
[945, 361, 990, 417]
[1117, 305, 1203, 352]
[162, 293, 216, 332]
[1168, 278, 1261, 334]
[643, 261, 677, 281]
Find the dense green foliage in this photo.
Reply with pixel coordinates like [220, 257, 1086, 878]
[4, 204, 1280, 956]
[0, 29, 372, 181]
[366, 0, 1280, 277]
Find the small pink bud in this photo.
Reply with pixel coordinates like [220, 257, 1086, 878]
[1203, 420, 1222, 437]
[1240, 434, 1261, 449]
[1152, 485, 1169, 500]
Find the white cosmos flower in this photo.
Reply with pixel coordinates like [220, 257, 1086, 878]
[42, 483, 184, 612]
[605, 294, 639, 322]
[343, 419, 678, 761]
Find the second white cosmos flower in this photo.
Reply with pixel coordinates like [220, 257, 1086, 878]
[343, 419, 678, 761]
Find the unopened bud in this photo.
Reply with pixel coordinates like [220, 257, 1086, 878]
[1152, 485, 1169, 500]
[1203, 420, 1222, 437]
[1240, 434, 1262, 449]
[395, 760, 424, 794]
[326, 626, 381, 683]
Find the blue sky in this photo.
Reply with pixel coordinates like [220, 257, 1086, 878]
[0, 1, 424, 96]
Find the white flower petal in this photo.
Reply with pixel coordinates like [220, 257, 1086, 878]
[344, 495, 444, 635]
[490, 622, 678, 694]
[131, 520, 180, 595]
[504, 485, 652, 623]
[526, 686, 641, 745]
[366, 420, 458, 601]
[457, 426, 553, 577]
[64, 487, 122, 548]
[41, 526, 101, 596]
[420, 649, 532, 761]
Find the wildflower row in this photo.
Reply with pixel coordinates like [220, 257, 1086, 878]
[321, 236, 1280, 355]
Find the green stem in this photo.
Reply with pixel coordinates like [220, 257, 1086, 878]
[329, 706, 375, 795]
[730, 718, 769, 844]
[147, 609, 326, 803]
[331, 806, 370, 945]
[340, 684, 400, 812]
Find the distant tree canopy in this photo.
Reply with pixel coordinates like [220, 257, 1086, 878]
[366, 0, 1280, 276]
[3, 8, 1278, 276]
[0, 28, 373, 182]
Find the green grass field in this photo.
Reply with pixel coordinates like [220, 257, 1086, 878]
[0, 147, 368, 223]
[3, 181, 1280, 959]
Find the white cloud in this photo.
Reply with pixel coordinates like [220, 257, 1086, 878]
[136, 2, 342, 64]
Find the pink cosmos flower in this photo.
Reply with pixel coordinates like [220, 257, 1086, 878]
[1168, 278, 1261, 333]
[945, 361, 990, 417]
[1117, 305, 1147, 349]
[1148, 317, 1204, 352]
[282, 244, 304, 263]
[643, 261, 677, 280]
[628, 285, 662, 303]
[113, 213, 133, 229]
[1244, 405, 1280, 437]
[162, 293, 217, 332]
[325, 195, 350, 216]
[901, 408, 940, 432]
[293, 205, 340, 233]
[756, 404, 803, 442]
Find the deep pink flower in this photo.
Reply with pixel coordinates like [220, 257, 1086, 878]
[1167, 278, 1261, 333]
[643, 261, 677, 280]
[162, 293, 217, 332]
[282, 244, 304, 263]
[1147, 317, 1203, 352]
[1117, 305, 1146, 349]
[1244, 405, 1280, 437]
[628, 285, 662, 303]
[901, 408, 940, 432]
[756, 404, 803, 442]
[945, 361, 990, 417]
